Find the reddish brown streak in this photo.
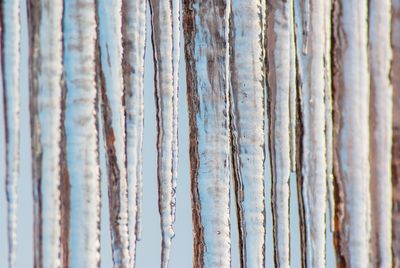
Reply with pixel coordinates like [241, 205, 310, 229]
[392, 1, 400, 267]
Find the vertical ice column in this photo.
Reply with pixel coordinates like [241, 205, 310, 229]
[294, 0, 327, 267]
[323, 0, 334, 231]
[1, 1, 21, 267]
[182, 0, 231, 267]
[27, 1, 63, 267]
[63, 0, 101, 266]
[289, 1, 297, 173]
[121, 2, 146, 262]
[97, 1, 130, 266]
[149, 0, 180, 266]
[229, 1, 265, 267]
[229, 0, 265, 267]
[265, 1, 293, 266]
[332, 0, 371, 267]
[368, 0, 393, 267]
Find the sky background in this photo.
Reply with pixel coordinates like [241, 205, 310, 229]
[0, 0, 336, 267]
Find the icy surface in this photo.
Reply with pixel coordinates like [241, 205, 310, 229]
[289, 3, 297, 173]
[265, 1, 292, 266]
[230, 1, 265, 267]
[368, 0, 393, 267]
[27, 1, 63, 267]
[294, 0, 327, 266]
[63, 0, 101, 266]
[121, 1, 146, 258]
[149, 0, 180, 266]
[332, 1, 371, 266]
[323, 0, 334, 231]
[183, 1, 232, 266]
[1, 1, 21, 267]
[98, 1, 130, 266]
[1, 1, 397, 266]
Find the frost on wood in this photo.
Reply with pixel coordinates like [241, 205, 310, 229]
[63, 0, 101, 266]
[1, 1, 20, 267]
[265, 1, 292, 266]
[332, 0, 371, 267]
[229, 1, 265, 267]
[149, 0, 180, 266]
[27, 1, 63, 267]
[391, 0, 400, 266]
[183, 0, 231, 267]
[294, 0, 327, 267]
[121, 0, 146, 256]
[98, 1, 130, 266]
[368, 0, 393, 267]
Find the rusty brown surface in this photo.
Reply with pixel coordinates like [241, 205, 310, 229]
[331, 0, 349, 266]
[182, 2, 204, 266]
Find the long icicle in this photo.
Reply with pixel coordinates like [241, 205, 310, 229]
[97, 1, 130, 266]
[1, 1, 20, 267]
[121, 0, 146, 263]
[368, 0, 393, 267]
[149, 0, 180, 266]
[63, 0, 101, 266]
[27, 1, 63, 267]
[183, 0, 231, 266]
[323, 0, 334, 231]
[229, 1, 265, 267]
[171, 0, 180, 236]
[294, 0, 327, 266]
[265, 1, 292, 266]
[391, 0, 400, 266]
[331, 0, 371, 266]
[289, 0, 297, 173]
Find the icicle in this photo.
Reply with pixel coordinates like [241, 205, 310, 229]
[27, 1, 63, 267]
[97, 1, 130, 267]
[368, 1, 393, 267]
[182, 1, 231, 267]
[323, 0, 334, 231]
[301, 0, 310, 54]
[1, 1, 21, 267]
[171, 0, 180, 228]
[391, 0, 400, 266]
[289, 3, 297, 173]
[121, 0, 146, 263]
[294, 0, 327, 266]
[63, 0, 101, 266]
[265, 1, 292, 266]
[331, 0, 371, 266]
[149, 0, 180, 266]
[229, 1, 265, 267]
